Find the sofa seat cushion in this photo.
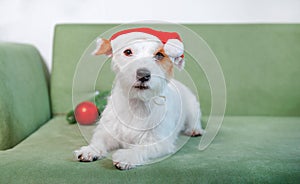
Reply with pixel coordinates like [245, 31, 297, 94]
[0, 116, 299, 183]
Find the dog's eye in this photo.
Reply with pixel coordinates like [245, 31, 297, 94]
[123, 49, 133, 56]
[154, 52, 164, 60]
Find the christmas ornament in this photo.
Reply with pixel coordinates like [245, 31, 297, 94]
[74, 101, 99, 125]
[66, 91, 110, 125]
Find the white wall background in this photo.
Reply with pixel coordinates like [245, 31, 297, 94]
[0, 0, 300, 71]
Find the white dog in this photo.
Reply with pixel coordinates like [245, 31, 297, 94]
[74, 28, 204, 170]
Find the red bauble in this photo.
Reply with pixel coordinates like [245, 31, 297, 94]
[75, 101, 99, 125]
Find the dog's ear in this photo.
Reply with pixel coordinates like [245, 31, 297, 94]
[173, 57, 185, 70]
[163, 39, 185, 70]
[92, 38, 112, 57]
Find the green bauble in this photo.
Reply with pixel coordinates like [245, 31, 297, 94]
[66, 110, 76, 124]
[95, 91, 110, 115]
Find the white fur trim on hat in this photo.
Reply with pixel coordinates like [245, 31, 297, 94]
[110, 32, 162, 52]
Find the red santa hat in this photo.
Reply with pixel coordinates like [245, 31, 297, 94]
[94, 27, 185, 68]
[111, 28, 184, 59]
[110, 28, 182, 44]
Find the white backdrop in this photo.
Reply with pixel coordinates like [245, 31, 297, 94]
[0, 0, 300, 71]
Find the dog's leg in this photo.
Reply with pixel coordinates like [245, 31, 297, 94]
[112, 140, 175, 170]
[173, 81, 204, 137]
[183, 91, 204, 137]
[183, 99, 205, 137]
[74, 125, 119, 162]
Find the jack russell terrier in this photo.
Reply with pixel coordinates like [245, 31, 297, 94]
[74, 28, 204, 170]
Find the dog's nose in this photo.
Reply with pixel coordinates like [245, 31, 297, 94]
[136, 68, 151, 82]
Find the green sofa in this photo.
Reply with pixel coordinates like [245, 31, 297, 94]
[0, 24, 299, 183]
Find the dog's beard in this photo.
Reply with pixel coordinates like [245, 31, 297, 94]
[129, 76, 167, 102]
[129, 86, 157, 102]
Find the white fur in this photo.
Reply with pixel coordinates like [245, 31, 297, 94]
[74, 38, 204, 170]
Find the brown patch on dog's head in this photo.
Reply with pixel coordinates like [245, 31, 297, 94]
[94, 39, 112, 56]
[154, 48, 174, 79]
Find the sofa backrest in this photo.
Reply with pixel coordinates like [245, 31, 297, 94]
[51, 24, 300, 116]
[0, 43, 51, 150]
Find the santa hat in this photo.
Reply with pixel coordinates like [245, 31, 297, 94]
[94, 27, 185, 68]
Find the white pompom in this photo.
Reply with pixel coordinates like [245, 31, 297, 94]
[164, 39, 184, 58]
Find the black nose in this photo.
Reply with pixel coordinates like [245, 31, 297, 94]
[136, 68, 151, 82]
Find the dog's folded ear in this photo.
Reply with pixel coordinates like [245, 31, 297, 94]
[173, 57, 185, 70]
[164, 39, 185, 70]
[92, 38, 112, 57]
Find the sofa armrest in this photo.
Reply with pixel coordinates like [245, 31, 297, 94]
[0, 42, 51, 150]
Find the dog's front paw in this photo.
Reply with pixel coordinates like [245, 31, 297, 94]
[184, 128, 205, 137]
[112, 149, 140, 170]
[74, 146, 104, 162]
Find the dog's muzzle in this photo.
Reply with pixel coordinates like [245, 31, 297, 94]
[135, 68, 151, 90]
